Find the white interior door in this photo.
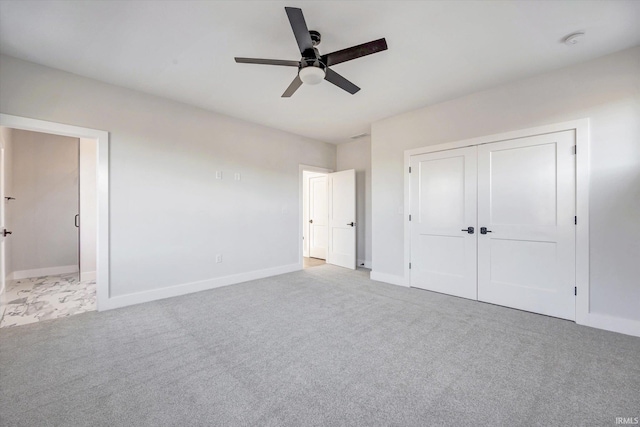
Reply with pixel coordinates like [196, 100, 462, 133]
[410, 147, 478, 299]
[327, 169, 356, 269]
[477, 131, 576, 320]
[0, 147, 5, 293]
[309, 175, 328, 260]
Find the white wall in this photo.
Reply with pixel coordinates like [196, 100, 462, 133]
[9, 129, 78, 274]
[0, 54, 336, 303]
[79, 138, 97, 280]
[337, 138, 372, 268]
[371, 46, 640, 325]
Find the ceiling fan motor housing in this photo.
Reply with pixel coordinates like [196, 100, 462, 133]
[301, 57, 326, 70]
[309, 30, 321, 46]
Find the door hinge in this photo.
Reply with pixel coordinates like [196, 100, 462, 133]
[409, 214, 412, 221]
[572, 145, 577, 155]
[574, 286, 577, 296]
[409, 263, 412, 269]
[409, 166, 412, 173]
[574, 216, 577, 225]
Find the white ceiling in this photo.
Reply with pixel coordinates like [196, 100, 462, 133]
[1, 1, 639, 144]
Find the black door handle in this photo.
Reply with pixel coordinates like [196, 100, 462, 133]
[2, 229, 12, 237]
[75, 214, 80, 228]
[347, 222, 355, 227]
[309, 219, 313, 224]
[480, 227, 492, 234]
[461, 226, 474, 234]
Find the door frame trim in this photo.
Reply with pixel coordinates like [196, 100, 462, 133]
[403, 119, 590, 326]
[0, 113, 110, 311]
[299, 164, 333, 269]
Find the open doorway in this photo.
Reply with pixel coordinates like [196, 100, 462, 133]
[299, 165, 357, 271]
[0, 128, 96, 327]
[0, 114, 107, 327]
[303, 170, 328, 269]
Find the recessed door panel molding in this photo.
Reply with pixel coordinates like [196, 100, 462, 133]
[331, 228, 353, 257]
[419, 235, 466, 278]
[477, 130, 576, 320]
[410, 146, 478, 300]
[489, 143, 557, 226]
[327, 169, 356, 269]
[489, 239, 558, 291]
[418, 156, 465, 227]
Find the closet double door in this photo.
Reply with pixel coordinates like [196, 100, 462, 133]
[410, 131, 576, 320]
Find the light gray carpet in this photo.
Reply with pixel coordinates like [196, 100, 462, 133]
[1, 264, 638, 426]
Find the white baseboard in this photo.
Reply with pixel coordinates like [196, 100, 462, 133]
[370, 271, 408, 287]
[581, 312, 640, 338]
[369, 271, 640, 337]
[99, 263, 302, 311]
[357, 259, 372, 269]
[80, 271, 97, 282]
[8, 265, 79, 280]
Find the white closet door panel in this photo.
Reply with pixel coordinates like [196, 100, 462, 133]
[478, 131, 576, 320]
[410, 147, 477, 300]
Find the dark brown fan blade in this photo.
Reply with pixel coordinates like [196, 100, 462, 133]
[321, 38, 388, 67]
[285, 7, 315, 57]
[235, 57, 301, 67]
[324, 68, 360, 94]
[282, 74, 303, 97]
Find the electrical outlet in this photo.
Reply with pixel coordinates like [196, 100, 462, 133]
[216, 254, 222, 263]
[216, 171, 222, 179]
[234, 172, 241, 181]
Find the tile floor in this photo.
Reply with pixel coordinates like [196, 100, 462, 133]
[0, 273, 96, 328]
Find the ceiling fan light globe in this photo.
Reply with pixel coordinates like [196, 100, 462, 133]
[299, 66, 325, 85]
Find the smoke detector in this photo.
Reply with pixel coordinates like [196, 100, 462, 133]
[563, 32, 585, 46]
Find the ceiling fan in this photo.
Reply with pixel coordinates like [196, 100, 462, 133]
[234, 7, 388, 97]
